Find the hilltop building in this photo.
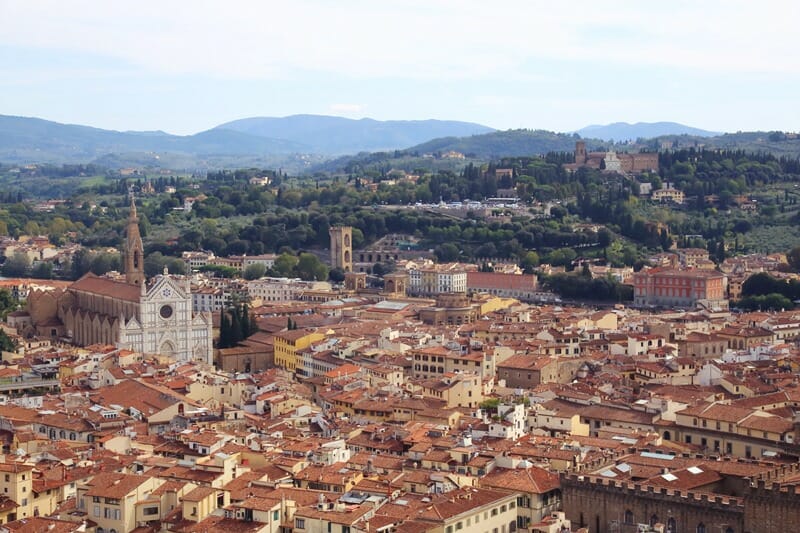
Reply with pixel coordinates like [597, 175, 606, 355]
[566, 141, 659, 173]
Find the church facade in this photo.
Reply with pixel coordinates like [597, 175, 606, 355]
[27, 200, 213, 363]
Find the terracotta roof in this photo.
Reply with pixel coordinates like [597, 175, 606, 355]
[84, 472, 152, 499]
[480, 466, 560, 494]
[70, 273, 141, 302]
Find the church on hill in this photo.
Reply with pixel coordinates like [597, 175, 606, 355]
[26, 199, 213, 363]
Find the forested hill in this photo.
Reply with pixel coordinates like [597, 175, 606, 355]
[409, 129, 582, 158]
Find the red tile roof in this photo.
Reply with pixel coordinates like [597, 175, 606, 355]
[70, 273, 141, 302]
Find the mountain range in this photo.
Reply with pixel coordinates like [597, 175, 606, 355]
[0, 114, 493, 166]
[2, 114, 779, 172]
[576, 121, 720, 141]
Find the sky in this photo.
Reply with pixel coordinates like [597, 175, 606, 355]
[1, 0, 799, 135]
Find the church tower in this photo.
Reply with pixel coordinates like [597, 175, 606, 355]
[329, 226, 353, 272]
[124, 197, 145, 286]
[575, 141, 587, 165]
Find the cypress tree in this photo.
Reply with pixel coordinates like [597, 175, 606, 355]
[239, 303, 250, 341]
[219, 311, 231, 348]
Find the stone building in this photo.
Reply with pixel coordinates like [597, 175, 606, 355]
[329, 225, 353, 272]
[566, 141, 659, 173]
[26, 199, 213, 363]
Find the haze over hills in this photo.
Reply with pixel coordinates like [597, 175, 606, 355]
[576, 121, 720, 141]
[3, 113, 800, 173]
[214, 115, 495, 154]
[0, 114, 493, 167]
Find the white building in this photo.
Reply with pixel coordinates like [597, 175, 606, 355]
[247, 277, 332, 303]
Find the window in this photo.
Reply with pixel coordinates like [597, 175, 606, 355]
[93, 496, 101, 503]
[143, 507, 158, 516]
[624, 510, 634, 524]
[492, 508, 498, 516]
[93, 506, 100, 517]
[455, 522, 463, 530]
[446, 527, 453, 533]
[273, 510, 279, 521]
[295, 518, 306, 529]
[696, 524, 706, 533]
[500, 505, 507, 513]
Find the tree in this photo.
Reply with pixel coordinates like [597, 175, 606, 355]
[788, 245, 800, 272]
[31, 262, 54, 279]
[243, 263, 267, 280]
[0, 329, 15, 353]
[519, 251, 540, 273]
[435, 243, 460, 262]
[272, 253, 299, 277]
[0, 289, 18, 319]
[598, 228, 613, 249]
[329, 267, 345, 283]
[1, 252, 30, 278]
[91, 252, 121, 276]
[547, 247, 577, 267]
[296, 253, 329, 281]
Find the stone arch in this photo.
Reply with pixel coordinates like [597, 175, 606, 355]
[160, 340, 176, 357]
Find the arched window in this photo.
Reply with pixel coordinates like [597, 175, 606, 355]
[667, 517, 677, 533]
[650, 515, 659, 526]
[663, 430, 671, 440]
[724, 528, 733, 533]
[696, 523, 706, 533]
[624, 510, 634, 524]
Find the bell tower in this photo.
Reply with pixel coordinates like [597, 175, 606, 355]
[329, 226, 353, 272]
[124, 196, 145, 286]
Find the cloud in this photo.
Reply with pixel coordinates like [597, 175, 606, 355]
[1, 1, 798, 83]
[329, 103, 365, 115]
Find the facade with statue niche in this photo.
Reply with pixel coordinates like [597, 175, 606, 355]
[26, 199, 213, 363]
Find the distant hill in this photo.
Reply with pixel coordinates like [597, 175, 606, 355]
[406, 129, 582, 158]
[0, 114, 493, 168]
[0, 114, 308, 166]
[311, 129, 588, 173]
[215, 114, 495, 155]
[576, 121, 720, 141]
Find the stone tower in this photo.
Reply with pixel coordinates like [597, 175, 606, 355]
[575, 141, 587, 165]
[329, 226, 353, 272]
[124, 197, 146, 286]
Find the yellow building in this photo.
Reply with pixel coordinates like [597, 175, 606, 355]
[181, 485, 230, 524]
[417, 373, 483, 409]
[78, 473, 165, 533]
[0, 461, 34, 523]
[273, 329, 326, 373]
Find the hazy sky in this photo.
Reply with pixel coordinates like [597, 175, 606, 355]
[2, 1, 798, 135]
